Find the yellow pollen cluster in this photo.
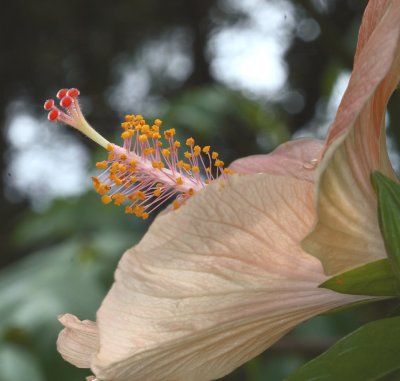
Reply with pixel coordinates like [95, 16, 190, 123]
[164, 128, 176, 139]
[152, 161, 165, 169]
[186, 137, 195, 146]
[92, 114, 233, 219]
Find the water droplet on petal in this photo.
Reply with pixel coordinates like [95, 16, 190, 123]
[303, 158, 319, 170]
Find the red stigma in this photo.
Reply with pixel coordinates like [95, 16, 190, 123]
[44, 99, 54, 110]
[60, 96, 73, 108]
[45, 88, 85, 128]
[57, 89, 68, 99]
[67, 88, 80, 97]
[48, 109, 60, 121]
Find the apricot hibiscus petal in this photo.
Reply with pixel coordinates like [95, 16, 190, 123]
[229, 138, 323, 182]
[57, 314, 99, 368]
[303, 0, 400, 275]
[87, 174, 367, 381]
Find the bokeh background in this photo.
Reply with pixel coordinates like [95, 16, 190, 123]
[1, 0, 400, 380]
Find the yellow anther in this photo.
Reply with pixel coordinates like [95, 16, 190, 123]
[162, 148, 171, 157]
[173, 200, 180, 210]
[212, 151, 219, 160]
[134, 205, 144, 217]
[173, 140, 181, 149]
[205, 167, 211, 172]
[134, 191, 146, 201]
[164, 128, 176, 139]
[125, 206, 133, 214]
[107, 144, 114, 152]
[214, 159, 224, 167]
[187, 188, 194, 196]
[154, 119, 162, 127]
[124, 130, 135, 138]
[120, 154, 127, 160]
[121, 131, 131, 140]
[152, 161, 165, 169]
[183, 163, 191, 171]
[112, 193, 126, 206]
[142, 212, 149, 220]
[101, 195, 112, 204]
[141, 125, 150, 135]
[92, 178, 108, 195]
[130, 175, 137, 183]
[202, 146, 210, 154]
[152, 133, 161, 139]
[186, 137, 195, 146]
[118, 164, 127, 173]
[184, 151, 192, 159]
[112, 176, 123, 186]
[121, 122, 130, 130]
[192, 166, 200, 173]
[108, 153, 115, 161]
[139, 134, 148, 143]
[176, 177, 183, 185]
[144, 147, 155, 156]
[96, 161, 108, 169]
[177, 160, 184, 169]
[125, 115, 135, 122]
[193, 145, 201, 157]
[92, 176, 100, 185]
[224, 168, 235, 174]
[97, 185, 109, 195]
[153, 189, 161, 197]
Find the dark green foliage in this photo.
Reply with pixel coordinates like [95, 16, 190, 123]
[286, 317, 400, 381]
[372, 172, 400, 281]
[320, 259, 400, 297]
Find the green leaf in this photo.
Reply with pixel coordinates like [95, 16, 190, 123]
[319, 258, 400, 296]
[371, 171, 400, 281]
[285, 316, 400, 381]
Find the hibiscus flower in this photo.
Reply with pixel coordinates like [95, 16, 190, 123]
[46, 0, 400, 379]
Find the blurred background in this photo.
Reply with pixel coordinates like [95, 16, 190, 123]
[1, 0, 400, 380]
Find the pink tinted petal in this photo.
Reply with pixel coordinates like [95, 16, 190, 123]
[57, 314, 99, 368]
[325, 0, 400, 146]
[91, 174, 367, 381]
[303, 0, 400, 275]
[354, 0, 393, 60]
[229, 138, 324, 182]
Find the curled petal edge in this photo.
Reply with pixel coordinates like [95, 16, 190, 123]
[57, 313, 99, 369]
